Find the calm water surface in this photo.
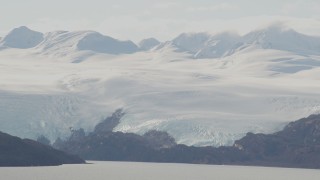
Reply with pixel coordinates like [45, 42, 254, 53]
[1, 161, 320, 180]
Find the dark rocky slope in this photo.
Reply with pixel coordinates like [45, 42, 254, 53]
[54, 110, 320, 169]
[0, 131, 85, 167]
[234, 114, 320, 168]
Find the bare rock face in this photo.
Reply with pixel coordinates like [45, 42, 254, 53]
[94, 109, 125, 135]
[234, 114, 320, 168]
[143, 130, 176, 149]
[69, 128, 86, 142]
[36, 135, 51, 146]
[276, 114, 320, 145]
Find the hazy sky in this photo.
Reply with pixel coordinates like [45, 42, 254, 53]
[1, 0, 320, 42]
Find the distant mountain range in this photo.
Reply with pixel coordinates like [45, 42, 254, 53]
[161, 25, 320, 58]
[1, 25, 319, 58]
[0, 26, 154, 55]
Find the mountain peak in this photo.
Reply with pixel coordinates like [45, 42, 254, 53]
[15, 26, 31, 31]
[76, 31, 139, 54]
[169, 31, 241, 58]
[139, 38, 160, 51]
[34, 30, 139, 58]
[0, 26, 44, 49]
[155, 24, 320, 59]
[243, 25, 320, 55]
[258, 23, 289, 32]
[245, 24, 296, 40]
[172, 32, 211, 54]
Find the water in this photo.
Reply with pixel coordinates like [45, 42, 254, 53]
[1, 161, 320, 180]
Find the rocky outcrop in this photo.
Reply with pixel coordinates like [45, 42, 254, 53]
[93, 109, 125, 134]
[234, 114, 320, 168]
[143, 130, 176, 149]
[0, 131, 85, 167]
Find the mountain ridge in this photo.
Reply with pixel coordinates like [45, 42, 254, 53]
[1, 25, 319, 59]
[158, 25, 320, 58]
[0, 27, 139, 56]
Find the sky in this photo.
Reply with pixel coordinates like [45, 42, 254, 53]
[1, 0, 320, 42]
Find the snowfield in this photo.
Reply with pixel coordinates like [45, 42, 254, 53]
[0, 26, 320, 146]
[1, 161, 320, 180]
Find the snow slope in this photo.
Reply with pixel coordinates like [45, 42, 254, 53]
[0, 26, 320, 146]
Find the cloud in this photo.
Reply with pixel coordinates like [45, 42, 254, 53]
[111, 4, 121, 9]
[27, 18, 96, 33]
[187, 3, 238, 12]
[281, 1, 302, 15]
[153, 2, 179, 9]
[95, 15, 320, 42]
[280, 1, 320, 17]
[23, 15, 320, 43]
[95, 16, 183, 42]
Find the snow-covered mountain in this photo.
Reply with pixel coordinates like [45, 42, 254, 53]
[157, 25, 320, 59]
[138, 38, 160, 51]
[167, 32, 241, 59]
[241, 26, 320, 56]
[32, 30, 139, 62]
[0, 26, 320, 146]
[0, 26, 43, 49]
[76, 32, 138, 54]
[0, 26, 139, 58]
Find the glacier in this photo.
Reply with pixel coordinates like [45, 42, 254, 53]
[0, 25, 320, 146]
